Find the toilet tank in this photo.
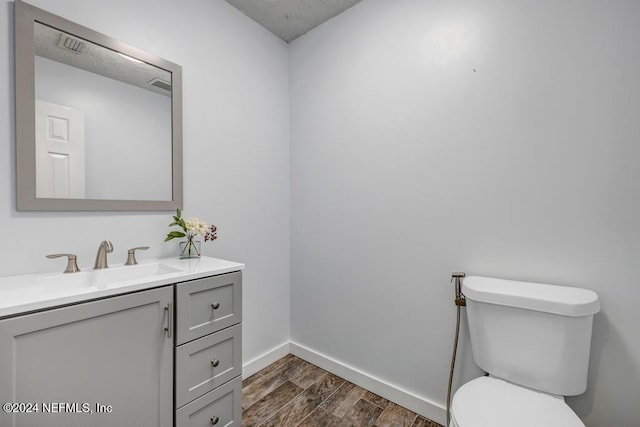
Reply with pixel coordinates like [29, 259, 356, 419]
[462, 276, 600, 396]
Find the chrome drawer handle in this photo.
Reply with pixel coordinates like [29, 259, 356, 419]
[211, 359, 220, 367]
[210, 416, 219, 425]
[211, 302, 220, 310]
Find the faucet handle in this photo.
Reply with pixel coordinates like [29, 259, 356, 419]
[46, 254, 81, 273]
[125, 246, 150, 266]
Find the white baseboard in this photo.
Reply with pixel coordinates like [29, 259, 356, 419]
[242, 341, 291, 378]
[241, 340, 446, 425]
[290, 341, 446, 426]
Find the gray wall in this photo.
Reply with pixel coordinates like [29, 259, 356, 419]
[290, 1, 640, 426]
[0, 0, 290, 367]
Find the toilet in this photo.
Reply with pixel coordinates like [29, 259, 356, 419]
[450, 276, 600, 427]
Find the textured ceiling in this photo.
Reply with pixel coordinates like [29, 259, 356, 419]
[35, 22, 172, 96]
[225, 0, 363, 43]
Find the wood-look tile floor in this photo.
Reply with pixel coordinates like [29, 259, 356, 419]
[242, 354, 444, 427]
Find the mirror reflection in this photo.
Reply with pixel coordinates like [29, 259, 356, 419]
[15, 0, 182, 211]
[33, 22, 172, 201]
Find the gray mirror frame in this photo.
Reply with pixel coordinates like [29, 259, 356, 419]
[14, 0, 183, 211]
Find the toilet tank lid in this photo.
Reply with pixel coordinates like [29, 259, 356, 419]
[462, 276, 600, 317]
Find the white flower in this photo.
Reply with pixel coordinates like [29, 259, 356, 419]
[185, 217, 208, 237]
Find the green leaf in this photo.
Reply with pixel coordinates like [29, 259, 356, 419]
[166, 209, 186, 239]
[165, 231, 186, 242]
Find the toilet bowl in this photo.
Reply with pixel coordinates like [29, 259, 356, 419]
[449, 276, 600, 427]
[450, 377, 584, 427]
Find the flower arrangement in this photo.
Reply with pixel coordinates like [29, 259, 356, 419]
[165, 209, 217, 258]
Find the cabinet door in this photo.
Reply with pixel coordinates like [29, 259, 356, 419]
[0, 286, 173, 427]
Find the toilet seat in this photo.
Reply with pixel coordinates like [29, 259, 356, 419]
[450, 376, 584, 427]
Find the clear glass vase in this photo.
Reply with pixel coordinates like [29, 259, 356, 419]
[179, 239, 201, 259]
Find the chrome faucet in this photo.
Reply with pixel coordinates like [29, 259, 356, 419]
[94, 240, 113, 269]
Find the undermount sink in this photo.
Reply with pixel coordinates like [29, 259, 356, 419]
[36, 263, 184, 291]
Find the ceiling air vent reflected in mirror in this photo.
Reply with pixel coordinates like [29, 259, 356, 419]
[148, 77, 171, 91]
[56, 33, 85, 53]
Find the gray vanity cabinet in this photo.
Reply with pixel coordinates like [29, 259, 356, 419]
[175, 271, 242, 426]
[0, 286, 173, 427]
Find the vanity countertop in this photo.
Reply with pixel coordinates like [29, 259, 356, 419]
[0, 256, 245, 319]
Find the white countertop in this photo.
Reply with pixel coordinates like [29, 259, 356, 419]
[0, 256, 245, 318]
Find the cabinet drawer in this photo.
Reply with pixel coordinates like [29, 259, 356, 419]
[176, 271, 241, 345]
[176, 324, 242, 408]
[175, 376, 241, 427]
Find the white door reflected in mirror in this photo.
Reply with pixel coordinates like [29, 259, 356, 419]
[35, 100, 85, 199]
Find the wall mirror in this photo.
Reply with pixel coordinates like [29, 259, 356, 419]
[15, 0, 182, 211]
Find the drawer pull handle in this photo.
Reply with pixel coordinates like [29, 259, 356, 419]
[210, 416, 219, 425]
[164, 303, 173, 339]
[211, 302, 220, 310]
[211, 359, 220, 367]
